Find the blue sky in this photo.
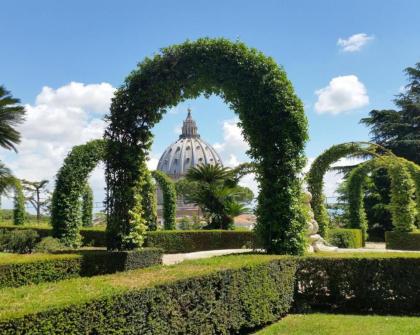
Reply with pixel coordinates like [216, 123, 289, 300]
[1, 0, 419, 208]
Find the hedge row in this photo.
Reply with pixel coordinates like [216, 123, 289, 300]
[295, 256, 420, 315]
[0, 248, 162, 289]
[0, 226, 258, 252]
[327, 228, 363, 248]
[385, 231, 420, 250]
[0, 257, 297, 334]
[146, 230, 258, 253]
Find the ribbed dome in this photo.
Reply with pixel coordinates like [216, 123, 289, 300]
[157, 109, 223, 178]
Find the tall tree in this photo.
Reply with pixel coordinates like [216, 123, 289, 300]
[361, 62, 420, 163]
[21, 179, 50, 223]
[0, 86, 25, 152]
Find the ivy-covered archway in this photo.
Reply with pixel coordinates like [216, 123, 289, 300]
[306, 142, 390, 237]
[105, 38, 308, 254]
[51, 139, 106, 246]
[347, 156, 419, 235]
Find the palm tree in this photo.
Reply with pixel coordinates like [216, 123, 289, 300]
[0, 86, 25, 152]
[185, 164, 252, 229]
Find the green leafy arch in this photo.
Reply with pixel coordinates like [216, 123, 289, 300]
[151, 170, 176, 230]
[306, 142, 391, 237]
[51, 139, 106, 247]
[105, 38, 308, 254]
[81, 184, 93, 227]
[347, 156, 419, 235]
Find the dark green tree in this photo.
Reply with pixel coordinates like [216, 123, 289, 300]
[0, 86, 25, 152]
[361, 63, 420, 164]
[21, 179, 50, 223]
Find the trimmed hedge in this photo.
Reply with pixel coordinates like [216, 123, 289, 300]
[327, 229, 363, 248]
[145, 230, 258, 253]
[0, 248, 162, 288]
[386, 231, 420, 250]
[0, 257, 297, 334]
[295, 256, 420, 315]
[0, 226, 258, 252]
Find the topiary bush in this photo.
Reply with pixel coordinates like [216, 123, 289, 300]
[105, 38, 308, 255]
[327, 228, 363, 248]
[34, 237, 67, 253]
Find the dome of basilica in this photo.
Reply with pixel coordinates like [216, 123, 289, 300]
[157, 109, 223, 179]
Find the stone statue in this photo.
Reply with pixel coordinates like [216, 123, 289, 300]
[303, 191, 338, 252]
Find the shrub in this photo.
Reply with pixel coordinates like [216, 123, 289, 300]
[385, 231, 420, 250]
[0, 229, 39, 253]
[295, 256, 420, 315]
[0, 257, 297, 334]
[327, 229, 363, 248]
[34, 237, 67, 253]
[0, 248, 163, 289]
[145, 230, 258, 253]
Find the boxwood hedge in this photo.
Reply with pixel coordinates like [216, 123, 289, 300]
[0, 248, 162, 288]
[327, 228, 363, 248]
[0, 257, 297, 334]
[0, 226, 258, 252]
[386, 231, 420, 250]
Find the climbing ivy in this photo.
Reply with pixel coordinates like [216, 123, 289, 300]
[152, 170, 176, 230]
[307, 142, 389, 237]
[81, 184, 93, 227]
[141, 162, 158, 231]
[105, 38, 308, 254]
[347, 156, 418, 235]
[51, 139, 106, 247]
[13, 179, 26, 225]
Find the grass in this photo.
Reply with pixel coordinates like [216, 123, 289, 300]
[0, 254, 284, 320]
[0, 252, 80, 265]
[253, 313, 420, 335]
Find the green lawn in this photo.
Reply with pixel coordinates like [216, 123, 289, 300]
[254, 314, 420, 335]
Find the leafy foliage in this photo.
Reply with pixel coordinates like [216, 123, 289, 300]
[0, 86, 25, 152]
[0, 258, 297, 334]
[361, 63, 420, 164]
[183, 164, 251, 229]
[151, 170, 176, 230]
[0, 229, 38, 253]
[386, 231, 420, 250]
[21, 179, 50, 222]
[306, 142, 387, 238]
[327, 228, 363, 248]
[13, 179, 26, 226]
[51, 139, 106, 247]
[81, 184, 93, 227]
[104, 38, 308, 254]
[347, 156, 419, 234]
[141, 164, 158, 231]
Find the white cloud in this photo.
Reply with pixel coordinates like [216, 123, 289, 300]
[315, 75, 369, 114]
[2, 82, 116, 210]
[337, 33, 374, 52]
[36, 82, 115, 113]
